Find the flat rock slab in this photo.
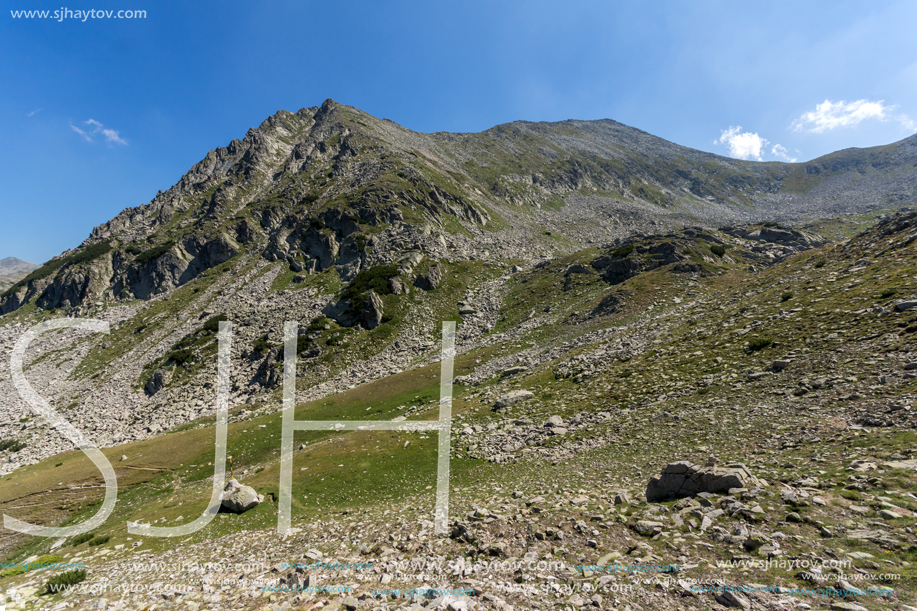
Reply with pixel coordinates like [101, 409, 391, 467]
[493, 389, 534, 409]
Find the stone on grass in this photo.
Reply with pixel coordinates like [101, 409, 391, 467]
[221, 479, 263, 514]
[493, 390, 533, 409]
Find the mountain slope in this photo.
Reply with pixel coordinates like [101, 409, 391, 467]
[3, 99, 916, 319]
[0, 257, 38, 293]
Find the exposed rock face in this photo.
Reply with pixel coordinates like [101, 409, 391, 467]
[645, 461, 764, 502]
[221, 478, 263, 513]
[414, 265, 442, 291]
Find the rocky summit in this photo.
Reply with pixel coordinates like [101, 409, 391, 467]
[1, 102, 917, 611]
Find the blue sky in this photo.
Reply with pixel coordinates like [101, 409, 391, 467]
[2, 0, 916, 264]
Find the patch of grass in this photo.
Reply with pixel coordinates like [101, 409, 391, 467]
[880, 288, 897, 299]
[87, 534, 110, 546]
[710, 244, 727, 257]
[613, 244, 635, 258]
[747, 337, 773, 351]
[814, 259, 827, 268]
[781, 292, 794, 302]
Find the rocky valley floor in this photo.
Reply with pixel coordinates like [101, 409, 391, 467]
[2, 212, 917, 611]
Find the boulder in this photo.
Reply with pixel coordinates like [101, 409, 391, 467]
[493, 390, 534, 409]
[144, 368, 172, 396]
[645, 461, 764, 502]
[221, 478, 263, 514]
[414, 265, 442, 291]
[359, 291, 385, 330]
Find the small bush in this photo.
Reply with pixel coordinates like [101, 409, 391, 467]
[167, 348, 194, 365]
[308, 316, 330, 331]
[880, 288, 897, 299]
[134, 241, 175, 266]
[125, 244, 144, 255]
[0, 438, 25, 453]
[747, 337, 773, 351]
[45, 569, 87, 593]
[69, 533, 94, 546]
[202, 313, 228, 333]
[613, 244, 635, 258]
[340, 264, 399, 302]
[296, 336, 311, 354]
[88, 535, 110, 547]
[814, 259, 826, 268]
[709, 244, 727, 257]
[781, 291, 794, 302]
[252, 336, 271, 354]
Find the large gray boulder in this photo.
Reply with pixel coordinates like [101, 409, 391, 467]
[645, 461, 764, 502]
[414, 264, 442, 291]
[221, 478, 263, 514]
[493, 389, 534, 410]
[359, 291, 385, 329]
[144, 368, 172, 396]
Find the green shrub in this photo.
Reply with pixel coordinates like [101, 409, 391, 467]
[308, 316, 330, 331]
[0, 438, 25, 453]
[747, 337, 773, 351]
[880, 288, 897, 299]
[69, 533, 94, 546]
[613, 244, 635, 258]
[88, 535, 110, 547]
[202, 313, 228, 333]
[167, 348, 194, 365]
[814, 259, 826, 268]
[36, 555, 64, 565]
[781, 291, 794, 302]
[710, 244, 727, 257]
[45, 569, 87, 593]
[340, 264, 399, 302]
[252, 336, 271, 354]
[125, 244, 144, 255]
[134, 241, 175, 266]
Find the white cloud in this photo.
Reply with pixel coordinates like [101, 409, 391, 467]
[715, 126, 768, 160]
[792, 99, 916, 133]
[26, 108, 43, 117]
[70, 118, 127, 145]
[771, 144, 797, 163]
[70, 124, 92, 141]
[101, 128, 127, 145]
